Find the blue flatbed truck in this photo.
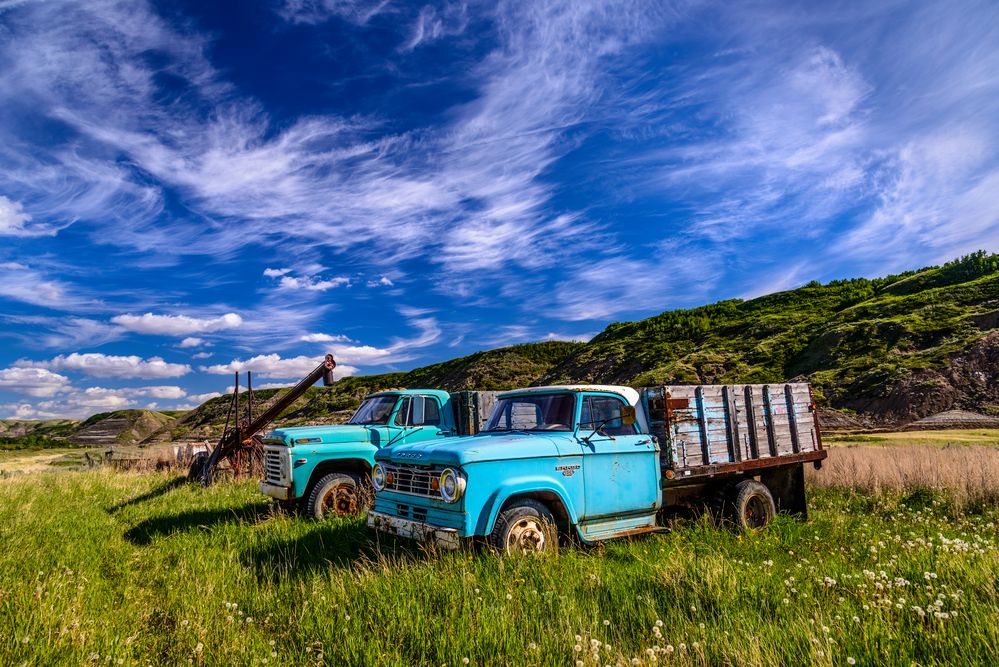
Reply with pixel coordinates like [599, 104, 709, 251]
[368, 383, 826, 553]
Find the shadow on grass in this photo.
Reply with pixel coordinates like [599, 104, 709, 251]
[242, 520, 372, 579]
[108, 476, 189, 514]
[242, 519, 450, 579]
[124, 503, 271, 545]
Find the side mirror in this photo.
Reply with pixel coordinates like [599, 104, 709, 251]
[620, 406, 636, 426]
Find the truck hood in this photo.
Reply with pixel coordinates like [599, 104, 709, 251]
[379, 431, 569, 466]
[263, 424, 374, 446]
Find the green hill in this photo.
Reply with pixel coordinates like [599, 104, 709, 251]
[69, 410, 176, 447]
[540, 251, 999, 423]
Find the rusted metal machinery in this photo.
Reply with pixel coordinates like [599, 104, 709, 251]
[189, 354, 336, 486]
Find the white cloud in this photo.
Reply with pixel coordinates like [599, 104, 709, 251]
[263, 267, 291, 277]
[277, 0, 389, 25]
[0, 194, 53, 237]
[0, 263, 94, 311]
[0, 367, 71, 397]
[366, 276, 394, 287]
[178, 337, 205, 348]
[133, 386, 186, 399]
[18, 353, 191, 379]
[32, 389, 132, 418]
[275, 275, 351, 291]
[202, 354, 358, 380]
[3, 403, 63, 420]
[300, 333, 353, 343]
[191, 352, 213, 360]
[188, 391, 223, 403]
[112, 312, 243, 336]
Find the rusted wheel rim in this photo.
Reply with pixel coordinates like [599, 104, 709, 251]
[744, 496, 768, 528]
[507, 518, 549, 553]
[322, 483, 358, 517]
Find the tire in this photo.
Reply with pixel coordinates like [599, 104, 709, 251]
[728, 479, 776, 530]
[489, 499, 559, 555]
[306, 472, 368, 520]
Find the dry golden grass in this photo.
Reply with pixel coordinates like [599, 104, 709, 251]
[807, 444, 999, 509]
[825, 428, 999, 447]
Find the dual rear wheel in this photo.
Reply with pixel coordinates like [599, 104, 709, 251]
[715, 479, 776, 530]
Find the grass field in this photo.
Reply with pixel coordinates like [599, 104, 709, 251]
[1, 466, 998, 666]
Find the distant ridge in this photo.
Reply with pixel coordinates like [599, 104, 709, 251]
[904, 410, 999, 431]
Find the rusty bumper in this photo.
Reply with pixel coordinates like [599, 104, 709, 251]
[259, 481, 294, 502]
[367, 511, 461, 549]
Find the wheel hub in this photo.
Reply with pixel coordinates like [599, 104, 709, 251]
[323, 484, 357, 517]
[508, 518, 547, 553]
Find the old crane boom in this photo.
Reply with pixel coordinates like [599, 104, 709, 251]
[191, 354, 336, 486]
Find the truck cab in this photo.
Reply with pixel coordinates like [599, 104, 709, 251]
[260, 389, 461, 519]
[367, 386, 662, 552]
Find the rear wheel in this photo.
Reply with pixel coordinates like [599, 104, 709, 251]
[490, 499, 558, 555]
[728, 479, 776, 530]
[306, 472, 368, 520]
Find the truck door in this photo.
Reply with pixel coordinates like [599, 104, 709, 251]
[391, 395, 447, 445]
[577, 394, 659, 519]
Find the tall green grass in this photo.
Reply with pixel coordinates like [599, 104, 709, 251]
[1, 471, 997, 665]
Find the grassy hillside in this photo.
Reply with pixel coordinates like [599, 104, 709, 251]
[0, 419, 79, 440]
[70, 410, 176, 447]
[1, 469, 997, 665]
[542, 251, 999, 423]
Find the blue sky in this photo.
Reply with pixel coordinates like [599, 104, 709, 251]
[0, 0, 997, 418]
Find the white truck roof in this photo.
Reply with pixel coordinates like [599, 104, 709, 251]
[498, 385, 649, 433]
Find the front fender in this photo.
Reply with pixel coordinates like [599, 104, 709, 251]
[290, 445, 377, 497]
[478, 476, 581, 537]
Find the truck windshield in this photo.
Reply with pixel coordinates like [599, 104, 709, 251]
[484, 394, 576, 432]
[347, 396, 397, 425]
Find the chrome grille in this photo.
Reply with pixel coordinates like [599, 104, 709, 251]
[383, 463, 443, 500]
[264, 448, 286, 485]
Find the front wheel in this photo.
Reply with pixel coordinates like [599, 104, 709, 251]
[490, 499, 558, 555]
[306, 472, 369, 520]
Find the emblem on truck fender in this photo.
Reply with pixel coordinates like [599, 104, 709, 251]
[555, 464, 581, 477]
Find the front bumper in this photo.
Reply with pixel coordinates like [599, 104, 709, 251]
[368, 511, 461, 549]
[259, 481, 294, 502]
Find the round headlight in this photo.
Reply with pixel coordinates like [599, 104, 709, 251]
[371, 463, 386, 492]
[439, 468, 465, 503]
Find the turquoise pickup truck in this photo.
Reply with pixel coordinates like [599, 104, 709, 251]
[368, 383, 826, 553]
[259, 389, 495, 519]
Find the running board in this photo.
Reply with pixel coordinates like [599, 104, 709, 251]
[578, 512, 663, 542]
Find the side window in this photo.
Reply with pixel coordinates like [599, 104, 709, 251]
[396, 396, 442, 426]
[580, 396, 637, 436]
[394, 397, 412, 426]
[421, 397, 441, 426]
